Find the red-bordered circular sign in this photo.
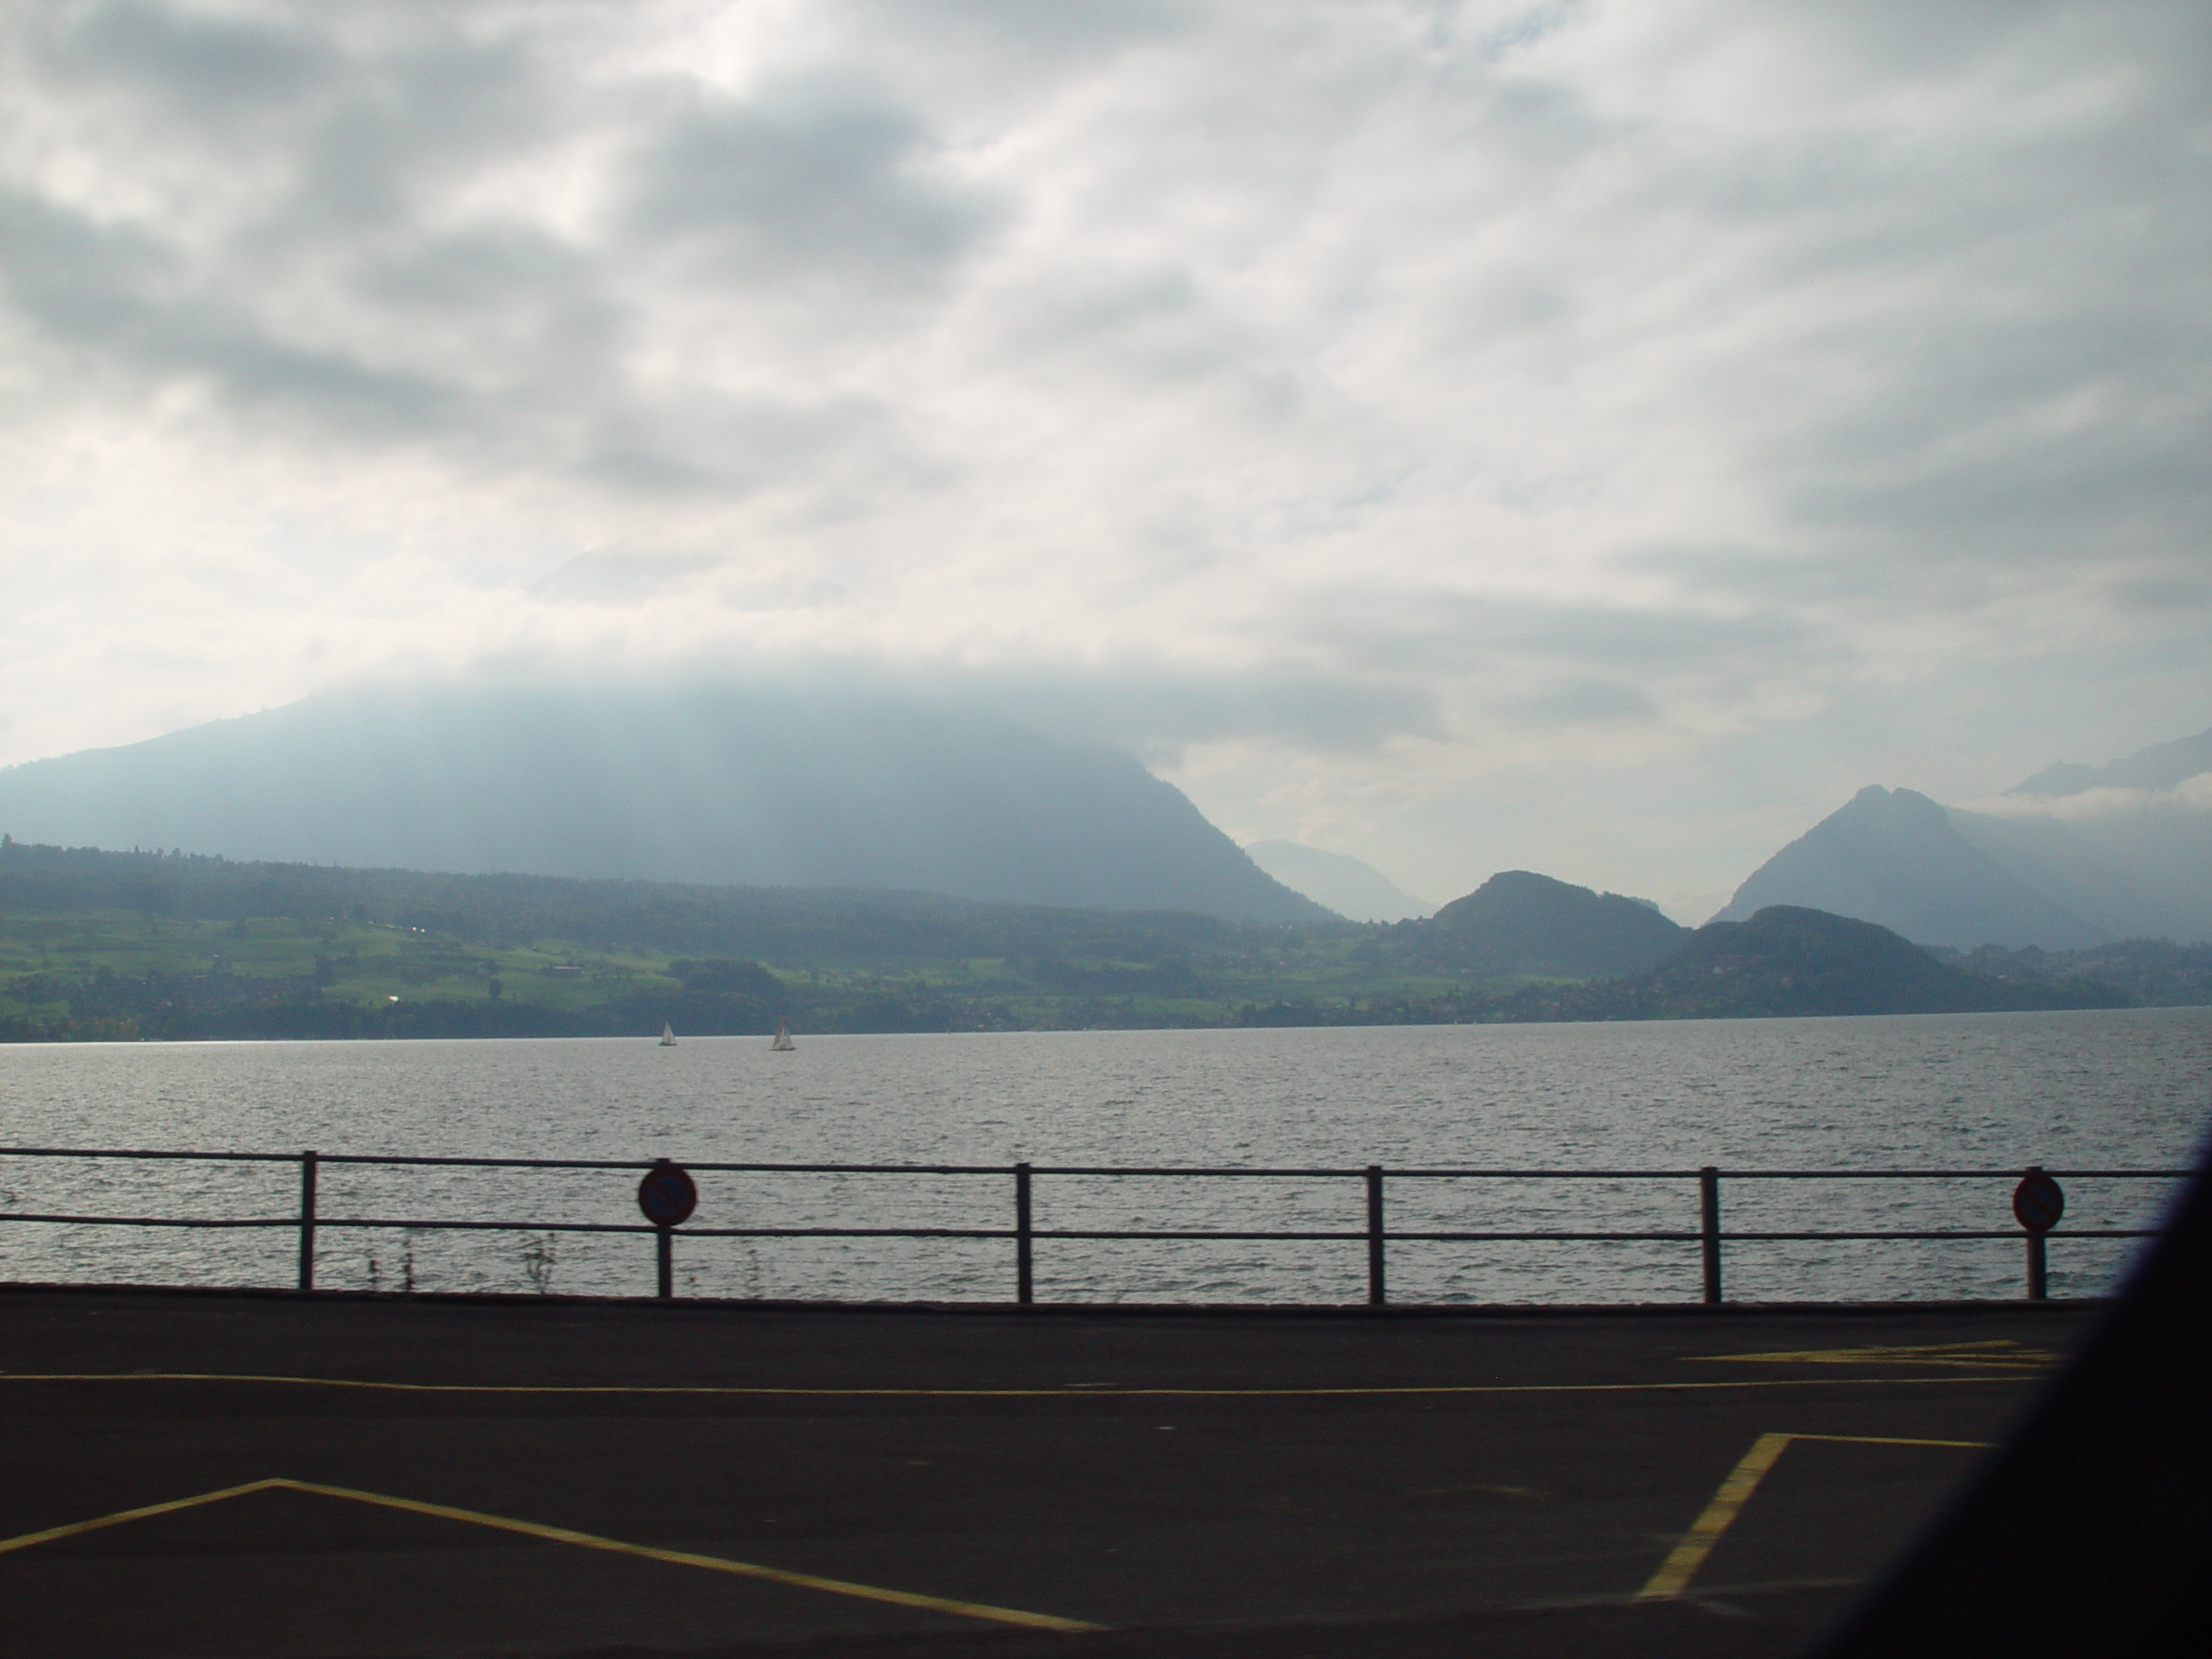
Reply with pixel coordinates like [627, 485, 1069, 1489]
[638, 1159, 698, 1228]
[2012, 1170, 2064, 1234]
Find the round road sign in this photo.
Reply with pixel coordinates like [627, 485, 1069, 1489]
[638, 1160, 698, 1228]
[2012, 1170, 2064, 1234]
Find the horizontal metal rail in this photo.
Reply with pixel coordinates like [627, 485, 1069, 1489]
[0, 1215, 2164, 1243]
[0, 1146, 2188, 1307]
[0, 1145, 2190, 1179]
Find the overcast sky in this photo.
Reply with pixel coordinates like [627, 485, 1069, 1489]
[3, 1, 2205, 919]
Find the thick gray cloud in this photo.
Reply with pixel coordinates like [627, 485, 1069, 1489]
[620, 83, 1001, 292]
[1, 0, 2204, 914]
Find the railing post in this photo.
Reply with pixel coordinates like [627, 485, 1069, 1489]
[1365, 1165, 1386, 1306]
[2024, 1164, 2049, 1302]
[296, 1150, 318, 1292]
[2013, 1164, 2063, 1301]
[1015, 1162, 1033, 1306]
[656, 1225, 674, 1300]
[1699, 1166, 1722, 1305]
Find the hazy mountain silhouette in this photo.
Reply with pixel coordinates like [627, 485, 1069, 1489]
[0, 684, 1330, 924]
[1945, 809, 2212, 944]
[1412, 869, 1687, 977]
[1952, 725, 2212, 943]
[1954, 851, 2212, 954]
[1243, 840, 1433, 922]
[2006, 727, 2212, 797]
[1712, 786, 2104, 949]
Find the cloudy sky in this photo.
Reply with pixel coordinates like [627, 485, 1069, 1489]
[3, 0, 2205, 918]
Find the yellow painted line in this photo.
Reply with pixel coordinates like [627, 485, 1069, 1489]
[0, 1478, 289, 1556]
[0, 1477, 1101, 1632]
[0, 1370, 2042, 1398]
[1686, 1340, 2060, 1370]
[1637, 1433, 1991, 1601]
[1637, 1435, 1791, 1603]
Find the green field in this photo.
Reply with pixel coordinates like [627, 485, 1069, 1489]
[0, 840, 1499, 1039]
[6, 842, 2198, 1040]
[0, 905, 1488, 1039]
[0, 910, 679, 1015]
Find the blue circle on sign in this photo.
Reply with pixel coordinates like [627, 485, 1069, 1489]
[639, 1160, 698, 1227]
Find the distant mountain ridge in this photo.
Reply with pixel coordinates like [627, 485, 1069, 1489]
[1714, 726, 2212, 948]
[1243, 840, 1433, 922]
[0, 684, 1330, 925]
[1401, 869, 1688, 978]
[1956, 724, 2212, 943]
[2007, 728, 2212, 797]
[1714, 728, 2212, 948]
[1712, 786, 2103, 949]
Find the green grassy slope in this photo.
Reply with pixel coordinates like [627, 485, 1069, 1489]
[0, 842, 1478, 1039]
[2, 842, 2194, 1040]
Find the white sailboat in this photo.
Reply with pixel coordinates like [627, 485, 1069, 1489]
[771, 1017, 795, 1052]
[658, 1023, 677, 1046]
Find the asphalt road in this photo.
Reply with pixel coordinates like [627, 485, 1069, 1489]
[0, 1291, 2088, 1658]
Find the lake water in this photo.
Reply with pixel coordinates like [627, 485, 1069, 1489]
[3, 1007, 2206, 1306]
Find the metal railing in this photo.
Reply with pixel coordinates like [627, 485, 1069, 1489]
[0, 1146, 2189, 1306]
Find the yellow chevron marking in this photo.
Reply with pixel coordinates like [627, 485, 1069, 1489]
[0, 1478, 1101, 1631]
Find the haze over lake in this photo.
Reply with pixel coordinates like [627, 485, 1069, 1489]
[3, 1009, 2203, 1308]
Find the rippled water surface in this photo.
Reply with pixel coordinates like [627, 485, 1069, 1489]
[3, 1008, 2206, 1305]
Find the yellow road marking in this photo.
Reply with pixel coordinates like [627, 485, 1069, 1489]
[0, 1478, 287, 1556]
[0, 1478, 1101, 1632]
[1637, 1433, 1991, 1601]
[1686, 1340, 2060, 1370]
[0, 1370, 2041, 1398]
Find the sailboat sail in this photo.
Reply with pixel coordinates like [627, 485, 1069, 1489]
[659, 1024, 677, 1046]
[771, 1017, 795, 1052]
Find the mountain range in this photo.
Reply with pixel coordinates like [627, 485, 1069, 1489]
[5, 681, 2203, 953]
[0, 684, 1327, 925]
[1714, 728, 2212, 948]
[2005, 728, 2212, 798]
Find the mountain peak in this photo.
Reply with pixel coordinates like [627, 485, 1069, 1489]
[1421, 869, 1687, 977]
[1713, 785, 2101, 949]
[1839, 785, 1947, 820]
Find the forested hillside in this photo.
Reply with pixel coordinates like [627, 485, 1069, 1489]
[3, 842, 2198, 1040]
[0, 684, 1328, 923]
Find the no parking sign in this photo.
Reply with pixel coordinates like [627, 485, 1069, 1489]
[638, 1160, 698, 1228]
[2012, 1168, 2064, 1233]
